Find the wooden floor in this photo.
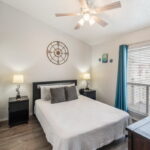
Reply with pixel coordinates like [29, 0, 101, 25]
[0, 117, 128, 150]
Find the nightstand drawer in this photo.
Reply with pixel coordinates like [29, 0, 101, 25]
[84, 92, 96, 99]
[9, 101, 29, 112]
[9, 110, 29, 126]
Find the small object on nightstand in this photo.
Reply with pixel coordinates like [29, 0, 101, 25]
[79, 89, 96, 100]
[8, 96, 29, 127]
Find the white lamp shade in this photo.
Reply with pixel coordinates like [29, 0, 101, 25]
[13, 74, 24, 84]
[83, 73, 91, 80]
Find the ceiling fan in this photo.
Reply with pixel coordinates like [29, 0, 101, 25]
[55, 0, 121, 30]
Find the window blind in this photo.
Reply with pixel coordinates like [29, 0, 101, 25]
[128, 44, 150, 115]
[128, 46, 150, 84]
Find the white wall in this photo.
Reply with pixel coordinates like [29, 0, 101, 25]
[0, 2, 92, 121]
[92, 27, 150, 106]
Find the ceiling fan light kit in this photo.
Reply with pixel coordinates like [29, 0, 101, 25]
[83, 13, 90, 21]
[79, 18, 85, 26]
[89, 17, 95, 26]
[55, 0, 121, 30]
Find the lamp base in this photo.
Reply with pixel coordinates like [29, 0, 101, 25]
[16, 95, 21, 99]
[85, 80, 90, 90]
[85, 87, 89, 90]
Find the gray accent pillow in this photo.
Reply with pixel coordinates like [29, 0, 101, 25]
[50, 87, 66, 104]
[65, 86, 78, 101]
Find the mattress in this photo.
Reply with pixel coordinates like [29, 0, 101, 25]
[35, 95, 129, 150]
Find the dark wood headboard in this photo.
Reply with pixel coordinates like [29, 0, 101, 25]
[32, 80, 77, 114]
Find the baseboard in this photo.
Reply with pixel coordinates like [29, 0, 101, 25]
[0, 118, 7, 122]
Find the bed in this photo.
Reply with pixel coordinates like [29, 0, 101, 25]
[33, 80, 130, 150]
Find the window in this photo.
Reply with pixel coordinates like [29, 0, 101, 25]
[128, 44, 150, 116]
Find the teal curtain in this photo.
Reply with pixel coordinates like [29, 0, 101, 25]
[115, 45, 128, 111]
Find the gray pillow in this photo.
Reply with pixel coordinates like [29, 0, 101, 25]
[50, 87, 66, 104]
[65, 86, 78, 101]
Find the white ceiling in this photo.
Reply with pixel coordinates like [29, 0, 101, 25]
[1, 0, 150, 46]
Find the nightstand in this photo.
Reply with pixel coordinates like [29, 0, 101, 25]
[80, 89, 96, 100]
[8, 96, 29, 127]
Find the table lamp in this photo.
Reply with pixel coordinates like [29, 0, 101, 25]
[83, 73, 91, 90]
[13, 74, 24, 99]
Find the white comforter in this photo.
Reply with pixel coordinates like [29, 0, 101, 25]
[35, 95, 129, 150]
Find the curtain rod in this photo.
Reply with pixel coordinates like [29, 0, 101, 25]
[128, 40, 150, 47]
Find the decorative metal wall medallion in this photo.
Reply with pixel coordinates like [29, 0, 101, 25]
[47, 41, 69, 65]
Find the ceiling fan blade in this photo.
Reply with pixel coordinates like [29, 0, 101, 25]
[95, 1, 121, 13]
[79, 0, 88, 9]
[92, 16, 108, 27]
[55, 13, 80, 17]
[74, 23, 81, 30]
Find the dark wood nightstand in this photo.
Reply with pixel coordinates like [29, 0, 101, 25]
[8, 96, 29, 127]
[79, 89, 96, 100]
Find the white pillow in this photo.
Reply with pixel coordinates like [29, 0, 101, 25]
[40, 83, 75, 100]
[76, 86, 80, 96]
